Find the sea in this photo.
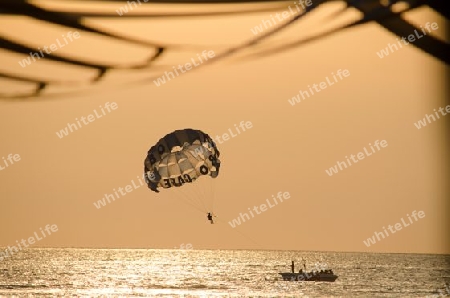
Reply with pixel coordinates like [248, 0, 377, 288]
[0, 249, 448, 297]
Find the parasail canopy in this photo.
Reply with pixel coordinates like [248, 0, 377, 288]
[144, 129, 221, 193]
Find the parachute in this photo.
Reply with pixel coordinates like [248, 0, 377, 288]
[144, 129, 221, 194]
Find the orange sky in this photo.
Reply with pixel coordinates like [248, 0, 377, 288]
[0, 1, 448, 254]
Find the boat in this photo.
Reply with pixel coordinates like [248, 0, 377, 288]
[279, 261, 338, 282]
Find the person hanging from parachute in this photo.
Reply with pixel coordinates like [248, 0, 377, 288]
[207, 212, 213, 224]
[144, 129, 221, 223]
[206, 212, 217, 224]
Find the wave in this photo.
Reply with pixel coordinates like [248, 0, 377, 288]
[142, 283, 229, 290]
[0, 284, 49, 289]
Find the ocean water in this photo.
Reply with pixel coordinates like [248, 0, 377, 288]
[0, 249, 448, 297]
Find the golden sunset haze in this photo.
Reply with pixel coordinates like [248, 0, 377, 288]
[0, 1, 448, 254]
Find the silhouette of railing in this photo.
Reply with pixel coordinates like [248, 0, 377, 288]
[0, 0, 448, 99]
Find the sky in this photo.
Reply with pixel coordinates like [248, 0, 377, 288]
[0, 1, 448, 254]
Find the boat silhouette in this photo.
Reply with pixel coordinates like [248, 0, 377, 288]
[279, 261, 338, 282]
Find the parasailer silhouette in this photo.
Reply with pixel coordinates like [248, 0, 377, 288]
[207, 212, 214, 224]
[144, 129, 221, 219]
